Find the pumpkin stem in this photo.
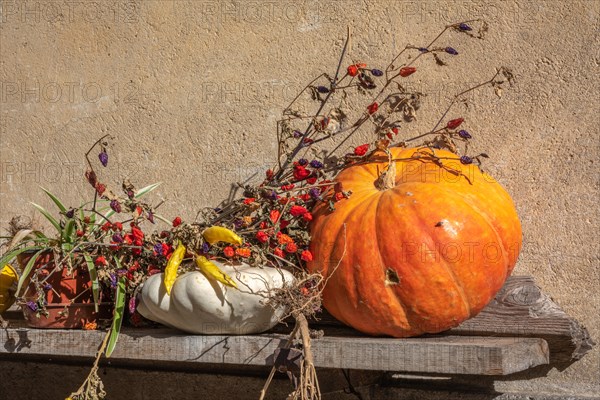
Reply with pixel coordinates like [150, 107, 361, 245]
[376, 150, 397, 190]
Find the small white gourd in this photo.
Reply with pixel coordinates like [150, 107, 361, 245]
[137, 262, 294, 334]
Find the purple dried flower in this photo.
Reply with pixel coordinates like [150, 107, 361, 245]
[445, 47, 458, 55]
[26, 301, 38, 312]
[43, 284, 52, 291]
[65, 209, 75, 218]
[309, 160, 323, 169]
[298, 159, 308, 166]
[127, 190, 135, 199]
[98, 151, 108, 167]
[110, 200, 122, 213]
[112, 233, 124, 243]
[214, 207, 223, 213]
[371, 69, 384, 77]
[460, 155, 473, 165]
[233, 219, 243, 229]
[147, 211, 155, 224]
[309, 188, 321, 199]
[153, 243, 163, 255]
[458, 130, 472, 139]
[316, 86, 329, 93]
[109, 273, 117, 288]
[116, 269, 127, 278]
[418, 47, 428, 52]
[128, 296, 137, 315]
[202, 242, 210, 253]
[459, 23, 472, 31]
[293, 130, 302, 138]
[261, 190, 278, 201]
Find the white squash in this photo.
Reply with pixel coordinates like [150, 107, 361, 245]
[137, 261, 294, 334]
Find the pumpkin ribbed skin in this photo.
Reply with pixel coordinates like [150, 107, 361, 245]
[308, 147, 522, 337]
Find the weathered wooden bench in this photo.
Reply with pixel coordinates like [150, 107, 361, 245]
[0, 275, 595, 397]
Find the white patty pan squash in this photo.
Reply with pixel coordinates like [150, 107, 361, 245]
[137, 262, 295, 335]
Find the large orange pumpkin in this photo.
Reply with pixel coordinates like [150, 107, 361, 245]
[308, 147, 522, 337]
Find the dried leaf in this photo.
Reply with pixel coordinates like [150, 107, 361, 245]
[403, 104, 417, 121]
[433, 53, 447, 66]
[376, 140, 390, 151]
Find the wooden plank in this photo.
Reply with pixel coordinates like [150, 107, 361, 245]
[305, 275, 595, 366]
[453, 275, 595, 365]
[0, 324, 549, 375]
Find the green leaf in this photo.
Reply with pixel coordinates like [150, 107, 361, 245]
[136, 182, 161, 198]
[16, 249, 45, 297]
[40, 187, 67, 213]
[32, 231, 48, 239]
[63, 219, 75, 245]
[0, 245, 39, 270]
[79, 207, 86, 222]
[83, 254, 100, 313]
[30, 202, 62, 235]
[151, 213, 173, 226]
[105, 273, 126, 358]
[0, 237, 49, 245]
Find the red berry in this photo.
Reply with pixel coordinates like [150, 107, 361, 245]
[301, 250, 314, 262]
[347, 65, 359, 77]
[285, 242, 298, 253]
[256, 231, 269, 243]
[367, 102, 379, 115]
[399, 67, 417, 77]
[354, 144, 370, 156]
[85, 169, 97, 186]
[95, 183, 106, 196]
[293, 165, 311, 181]
[446, 118, 464, 129]
[269, 210, 281, 224]
[172, 216, 182, 227]
[290, 205, 308, 217]
[94, 256, 107, 266]
[223, 246, 235, 258]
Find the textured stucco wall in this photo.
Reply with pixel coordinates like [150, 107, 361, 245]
[0, 0, 598, 397]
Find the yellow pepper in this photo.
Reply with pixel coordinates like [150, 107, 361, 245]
[195, 256, 237, 289]
[163, 243, 186, 295]
[202, 226, 243, 246]
[0, 264, 18, 313]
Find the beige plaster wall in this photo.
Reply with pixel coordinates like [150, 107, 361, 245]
[0, 0, 598, 397]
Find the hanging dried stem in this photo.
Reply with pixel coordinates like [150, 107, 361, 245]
[67, 330, 111, 400]
[288, 312, 321, 400]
